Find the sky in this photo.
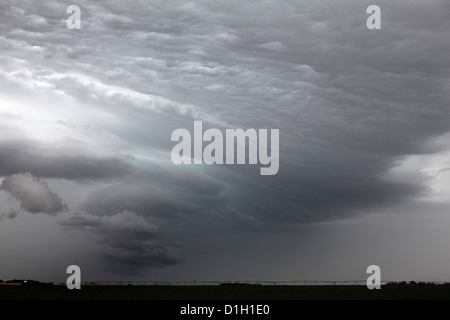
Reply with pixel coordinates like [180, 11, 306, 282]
[0, 0, 449, 283]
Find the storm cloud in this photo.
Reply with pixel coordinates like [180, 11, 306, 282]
[60, 211, 179, 274]
[0, 0, 449, 281]
[0, 116, 135, 180]
[0, 172, 65, 214]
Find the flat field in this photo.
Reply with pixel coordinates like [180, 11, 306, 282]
[1, 284, 449, 300]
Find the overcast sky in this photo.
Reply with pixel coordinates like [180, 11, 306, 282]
[0, 0, 449, 282]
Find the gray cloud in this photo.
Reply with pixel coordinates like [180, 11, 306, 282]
[81, 165, 226, 219]
[0, 117, 135, 180]
[0, 210, 17, 220]
[0, 0, 449, 280]
[0, 140, 135, 180]
[0, 0, 448, 225]
[60, 211, 179, 274]
[0, 172, 65, 214]
[0, 0, 447, 226]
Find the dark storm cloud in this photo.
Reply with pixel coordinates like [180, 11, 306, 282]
[0, 210, 17, 220]
[0, 116, 135, 180]
[0, 0, 450, 279]
[0, 172, 65, 214]
[0, 139, 134, 180]
[60, 211, 179, 274]
[0, 0, 447, 226]
[81, 166, 225, 218]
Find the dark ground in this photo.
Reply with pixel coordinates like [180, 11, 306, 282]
[1, 283, 450, 300]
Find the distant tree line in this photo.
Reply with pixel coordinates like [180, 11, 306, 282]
[0, 279, 53, 286]
[385, 281, 450, 286]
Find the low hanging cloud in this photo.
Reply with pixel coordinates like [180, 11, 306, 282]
[0, 210, 17, 220]
[59, 211, 180, 274]
[0, 117, 135, 181]
[81, 166, 226, 219]
[0, 172, 65, 214]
